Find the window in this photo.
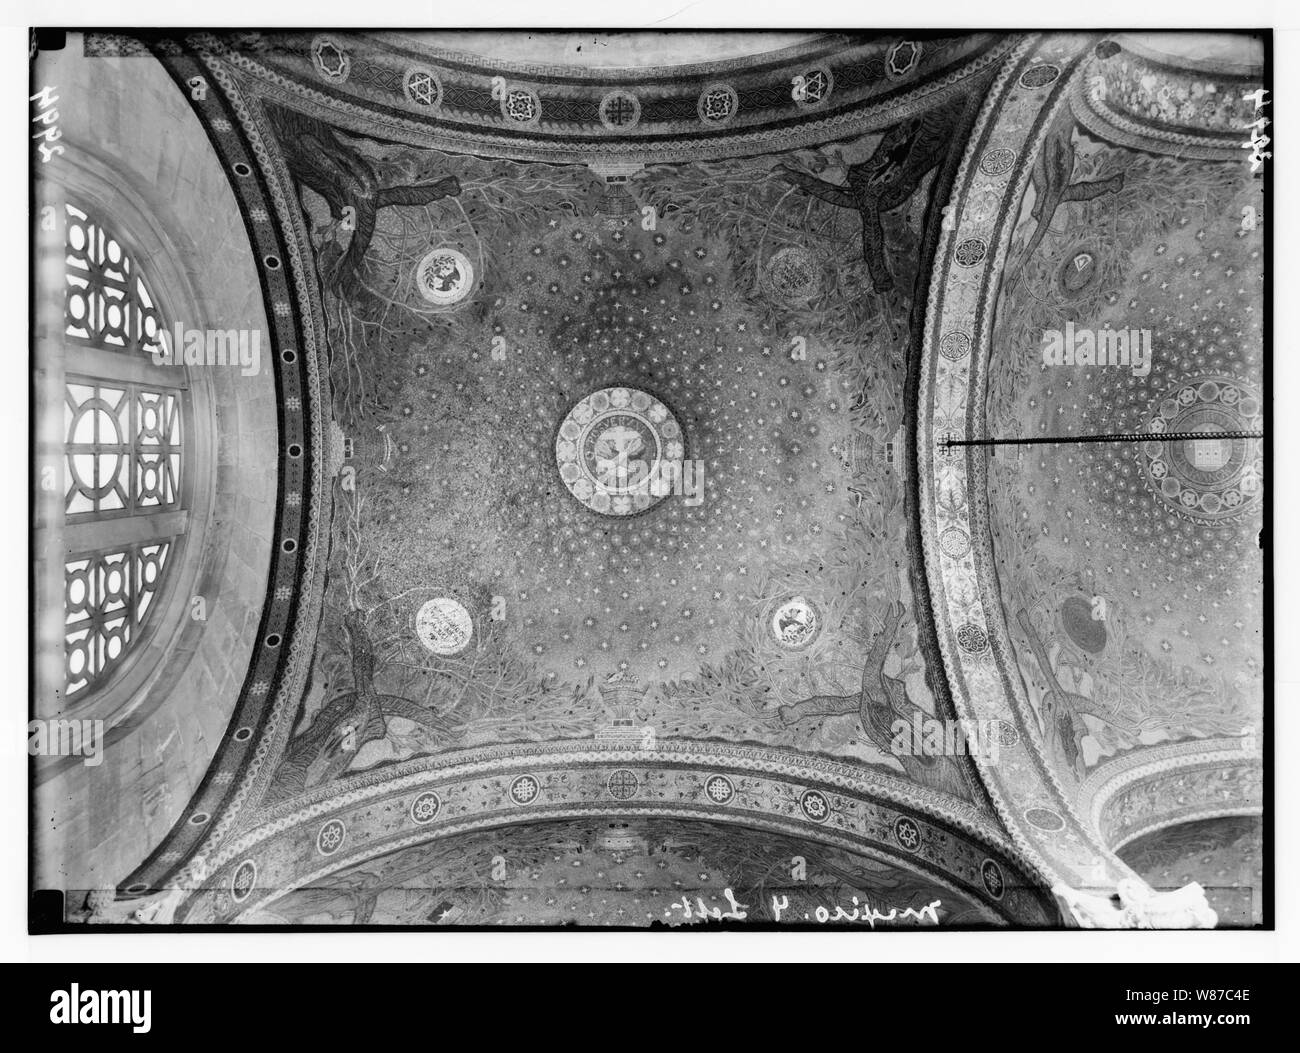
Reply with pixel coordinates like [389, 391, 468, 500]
[60, 204, 188, 699]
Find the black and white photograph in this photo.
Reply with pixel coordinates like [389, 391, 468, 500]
[2, 0, 1294, 1008]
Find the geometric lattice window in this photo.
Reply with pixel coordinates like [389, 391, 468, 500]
[63, 204, 169, 358]
[60, 203, 187, 699]
[65, 542, 173, 696]
[64, 382, 182, 516]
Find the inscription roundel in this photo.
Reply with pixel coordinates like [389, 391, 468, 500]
[416, 597, 474, 655]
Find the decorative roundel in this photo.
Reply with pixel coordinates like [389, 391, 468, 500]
[771, 595, 822, 650]
[415, 247, 475, 306]
[606, 768, 640, 800]
[799, 788, 831, 823]
[893, 815, 922, 851]
[1141, 377, 1262, 523]
[979, 147, 1018, 177]
[704, 774, 735, 804]
[1019, 63, 1061, 89]
[1059, 595, 1108, 654]
[885, 40, 923, 79]
[1024, 807, 1066, 832]
[763, 246, 821, 305]
[980, 858, 1006, 899]
[955, 622, 990, 654]
[410, 791, 442, 824]
[792, 65, 834, 109]
[939, 331, 972, 361]
[556, 387, 684, 517]
[231, 859, 257, 903]
[501, 86, 541, 125]
[317, 818, 346, 856]
[403, 66, 442, 108]
[939, 526, 972, 559]
[954, 237, 989, 268]
[698, 82, 740, 126]
[509, 773, 542, 805]
[986, 718, 1021, 748]
[311, 36, 350, 83]
[1055, 246, 1103, 300]
[598, 90, 641, 132]
[415, 597, 474, 655]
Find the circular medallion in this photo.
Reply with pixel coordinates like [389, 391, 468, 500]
[986, 718, 1021, 748]
[979, 147, 1017, 177]
[410, 791, 442, 824]
[1059, 595, 1108, 654]
[415, 597, 474, 656]
[885, 40, 923, 79]
[1019, 64, 1061, 89]
[697, 82, 739, 126]
[792, 65, 834, 109]
[606, 769, 640, 800]
[939, 526, 972, 559]
[893, 816, 922, 851]
[956, 622, 990, 654]
[403, 66, 442, 108]
[1057, 247, 1101, 299]
[763, 246, 821, 305]
[317, 818, 346, 856]
[230, 859, 257, 903]
[509, 774, 541, 805]
[799, 788, 831, 823]
[1024, 807, 1066, 832]
[1141, 377, 1262, 523]
[556, 387, 684, 517]
[704, 774, 735, 804]
[981, 858, 1006, 899]
[939, 332, 972, 361]
[415, 247, 475, 306]
[598, 90, 641, 131]
[954, 238, 989, 268]
[311, 36, 350, 83]
[501, 87, 541, 125]
[771, 595, 822, 650]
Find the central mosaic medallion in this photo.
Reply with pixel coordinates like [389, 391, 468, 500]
[1141, 376, 1263, 523]
[556, 387, 683, 517]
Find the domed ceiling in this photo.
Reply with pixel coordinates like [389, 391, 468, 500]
[47, 29, 1265, 931]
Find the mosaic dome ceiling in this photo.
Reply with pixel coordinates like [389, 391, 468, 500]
[41, 29, 1265, 931]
